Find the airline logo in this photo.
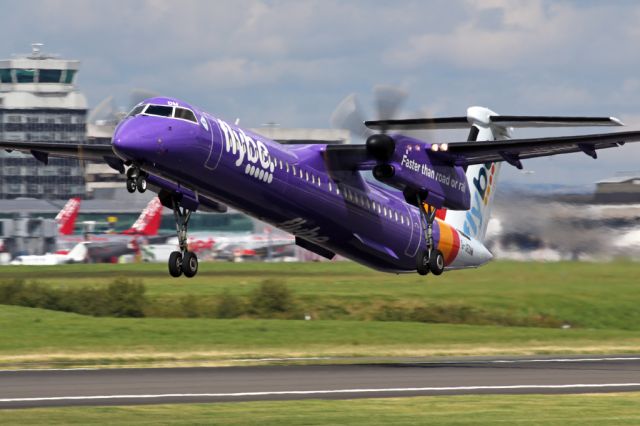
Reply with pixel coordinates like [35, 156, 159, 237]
[217, 119, 276, 184]
[463, 162, 497, 237]
[126, 198, 163, 236]
[55, 197, 81, 235]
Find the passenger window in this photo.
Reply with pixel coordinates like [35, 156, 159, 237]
[174, 107, 197, 123]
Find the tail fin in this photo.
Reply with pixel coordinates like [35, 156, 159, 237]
[121, 198, 164, 236]
[444, 107, 502, 242]
[55, 197, 81, 236]
[66, 242, 88, 263]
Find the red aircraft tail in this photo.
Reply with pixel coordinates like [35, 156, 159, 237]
[55, 197, 81, 236]
[121, 197, 164, 236]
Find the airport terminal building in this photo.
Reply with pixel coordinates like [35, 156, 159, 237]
[0, 44, 87, 199]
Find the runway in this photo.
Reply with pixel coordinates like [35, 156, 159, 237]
[2, 355, 640, 408]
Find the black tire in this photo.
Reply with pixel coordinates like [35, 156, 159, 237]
[429, 249, 445, 276]
[168, 251, 183, 277]
[416, 250, 430, 276]
[126, 178, 137, 193]
[136, 175, 147, 193]
[182, 251, 198, 278]
[126, 168, 137, 179]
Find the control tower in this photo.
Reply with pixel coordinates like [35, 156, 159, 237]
[0, 44, 87, 199]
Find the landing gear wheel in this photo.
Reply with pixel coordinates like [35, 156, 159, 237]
[126, 178, 137, 193]
[126, 167, 137, 179]
[168, 251, 183, 277]
[182, 251, 198, 278]
[168, 197, 196, 278]
[416, 193, 444, 277]
[136, 175, 147, 193]
[416, 250, 430, 276]
[429, 249, 445, 276]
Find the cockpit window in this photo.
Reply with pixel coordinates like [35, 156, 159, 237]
[127, 104, 146, 118]
[144, 105, 173, 117]
[173, 107, 197, 123]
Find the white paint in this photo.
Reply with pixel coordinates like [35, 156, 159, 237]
[415, 357, 640, 365]
[2, 383, 640, 403]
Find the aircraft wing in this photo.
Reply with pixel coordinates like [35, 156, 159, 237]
[0, 140, 124, 172]
[444, 130, 640, 168]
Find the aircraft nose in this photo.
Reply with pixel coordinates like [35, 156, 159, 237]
[112, 118, 161, 163]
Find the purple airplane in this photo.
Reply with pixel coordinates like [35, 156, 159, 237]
[3, 98, 640, 278]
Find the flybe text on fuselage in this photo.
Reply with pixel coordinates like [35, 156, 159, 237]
[217, 119, 276, 182]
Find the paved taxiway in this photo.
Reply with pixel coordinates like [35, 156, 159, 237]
[2, 355, 640, 408]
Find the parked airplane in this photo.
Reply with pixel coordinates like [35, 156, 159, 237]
[58, 197, 165, 262]
[59, 197, 164, 244]
[10, 241, 88, 266]
[3, 97, 640, 277]
[55, 197, 81, 236]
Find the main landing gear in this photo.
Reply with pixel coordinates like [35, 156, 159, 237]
[126, 167, 148, 194]
[168, 198, 198, 278]
[415, 195, 445, 276]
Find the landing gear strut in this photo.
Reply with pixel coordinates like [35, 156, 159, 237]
[416, 194, 445, 276]
[125, 167, 147, 194]
[168, 198, 198, 278]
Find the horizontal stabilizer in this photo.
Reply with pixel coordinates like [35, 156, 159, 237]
[489, 115, 623, 128]
[365, 115, 623, 131]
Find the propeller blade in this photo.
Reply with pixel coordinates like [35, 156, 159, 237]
[330, 93, 373, 139]
[129, 88, 159, 110]
[373, 85, 408, 120]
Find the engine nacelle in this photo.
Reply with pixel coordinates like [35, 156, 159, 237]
[370, 134, 470, 211]
[366, 134, 395, 161]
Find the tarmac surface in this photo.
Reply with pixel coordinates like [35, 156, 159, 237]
[2, 355, 640, 408]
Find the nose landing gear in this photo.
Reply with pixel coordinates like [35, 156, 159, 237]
[168, 198, 198, 278]
[125, 167, 148, 194]
[415, 195, 445, 276]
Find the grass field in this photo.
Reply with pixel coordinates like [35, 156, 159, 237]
[4, 393, 640, 425]
[1, 261, 640, 366]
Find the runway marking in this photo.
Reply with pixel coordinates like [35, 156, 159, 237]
[2, 383, 640, 403]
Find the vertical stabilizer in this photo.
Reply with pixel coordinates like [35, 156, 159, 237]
[55, 197, 81, 236]
[444, 107, 504, 242]
[122, 197, 164, 236]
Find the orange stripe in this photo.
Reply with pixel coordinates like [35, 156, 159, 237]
[436, 219, 461, 266]
[436, 219, 453, 261]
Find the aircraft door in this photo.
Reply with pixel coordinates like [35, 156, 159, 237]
[203, 115, 223, 171]
[403, 203, 421, 258]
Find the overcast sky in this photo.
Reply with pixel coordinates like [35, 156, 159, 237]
[2, 0, 640, 187]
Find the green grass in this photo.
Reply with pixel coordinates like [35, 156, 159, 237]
[4, 393, 640, 425]
[2, 261, 640, 366]
[2, 303, 640, 366]
[2, 261, 640, 328]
